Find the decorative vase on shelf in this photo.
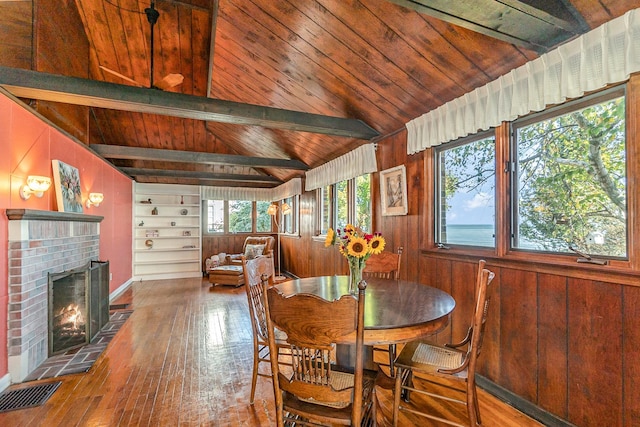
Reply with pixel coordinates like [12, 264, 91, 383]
[151, 207, 158, 215]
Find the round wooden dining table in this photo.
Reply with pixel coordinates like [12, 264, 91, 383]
[274, 275, 456, 346]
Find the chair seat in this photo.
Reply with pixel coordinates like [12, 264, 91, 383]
[411, 342, 465, 370]
[293, 368, 378, 409]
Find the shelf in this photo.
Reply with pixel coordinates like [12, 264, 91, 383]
[136, 236, 198, 240]
[137, 248, 199, 252]
[136, 225, 200, 228]
[136, 215, 199, 218]
[138, 203, 199, 207]
[135, 259, 200, 266]
[133, 182, 202, 280]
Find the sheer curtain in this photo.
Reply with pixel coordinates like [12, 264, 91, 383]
[407, 8, 640, 154]
[305, 144, 377, 191]
[270, 178, 302, 201]
[201, 178, 302, 201]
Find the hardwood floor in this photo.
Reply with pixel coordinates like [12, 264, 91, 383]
[0, 278, 543, 426]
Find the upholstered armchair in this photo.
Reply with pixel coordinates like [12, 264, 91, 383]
[226, 236, 275, 264]
[204, 236, 276, 287]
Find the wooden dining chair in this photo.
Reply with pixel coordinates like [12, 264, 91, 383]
[241, 255, 289, 404]
[363, 246, 403, 280]
[264, 280, 377, 426]
[392, 260, 495, 427]
[363, 246, 403, 377]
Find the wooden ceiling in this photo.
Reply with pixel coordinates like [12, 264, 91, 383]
[2, 0, 638, 187]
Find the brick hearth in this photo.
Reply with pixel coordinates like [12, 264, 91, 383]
[6, 209, 103, 383]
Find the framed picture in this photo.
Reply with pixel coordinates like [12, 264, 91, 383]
[380, 165, 408, 216]
[52, 160, 84, 213]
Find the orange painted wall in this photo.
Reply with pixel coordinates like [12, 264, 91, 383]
[0, 91, 133, 381]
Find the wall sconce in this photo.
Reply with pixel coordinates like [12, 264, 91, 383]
[20, 175, 52, 200]
[86, 192, 104, 208]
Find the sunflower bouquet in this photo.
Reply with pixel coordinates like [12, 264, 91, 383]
[325, 224, 385, 292]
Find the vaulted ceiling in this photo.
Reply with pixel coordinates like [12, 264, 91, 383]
[1, 0, 638, 187]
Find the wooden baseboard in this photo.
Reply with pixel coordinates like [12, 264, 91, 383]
[477, 375, 577, 427]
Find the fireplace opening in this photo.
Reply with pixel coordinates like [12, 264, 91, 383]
[48, 267, 89, 355]
[48, 261, 110, 356]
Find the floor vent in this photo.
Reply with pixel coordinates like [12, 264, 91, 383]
[0, 381, 61, 413]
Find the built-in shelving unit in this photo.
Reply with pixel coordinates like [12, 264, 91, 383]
[133, 183, 201, 280]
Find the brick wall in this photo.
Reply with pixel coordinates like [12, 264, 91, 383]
[6, 212, 101, 382]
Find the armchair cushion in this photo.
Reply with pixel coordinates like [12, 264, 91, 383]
[244, 243, 266, 259]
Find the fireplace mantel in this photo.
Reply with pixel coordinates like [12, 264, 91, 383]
[6, 209, 103, 223]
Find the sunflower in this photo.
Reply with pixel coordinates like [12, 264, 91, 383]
[368, 235, 386, 255]
[339, 244, 348, 257]
[347, 236, 369, 258]
[324, 228, 336, 247]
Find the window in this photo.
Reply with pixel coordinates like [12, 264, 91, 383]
[281, 196, 298, 235]
[336, 180, 348, 231]
[228, 200, 252, 233]
[435, 133, 496, 247]
[206, 200, 224, 233]
[256, 201, 272, 233]
[318, 174, 372, 234]
[355, 175, 372, 233]
[512, 88, 627, 258]
[320, 185, 332, 235]
[205, 200, 273, 234]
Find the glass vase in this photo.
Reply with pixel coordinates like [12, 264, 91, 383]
[348, 258, 365, 295]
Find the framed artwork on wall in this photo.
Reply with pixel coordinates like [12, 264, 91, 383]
[52, 160, 84, 213]
[380, 165, 408, 216]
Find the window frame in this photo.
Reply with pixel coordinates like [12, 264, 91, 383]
[279, 195, 299, 236]
[203, 200, 273, 235]
[424, 82, 636, 271]
[510, 85, 627, 259]
[433, 130, 497, 249]
[317, 174, 372, 236]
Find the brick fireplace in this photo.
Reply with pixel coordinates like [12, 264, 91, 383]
[6, 209, 104, 382]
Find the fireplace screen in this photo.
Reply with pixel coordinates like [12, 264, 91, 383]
[48, 267, 90, 355]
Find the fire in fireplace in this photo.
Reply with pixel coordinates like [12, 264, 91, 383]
[48, 261, 110, 356]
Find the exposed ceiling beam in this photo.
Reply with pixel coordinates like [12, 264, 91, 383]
[498, 0, 588, 33]
[0, 66, 380, 139]
[385, 0, 584, 53]
[120, 167, 283, 185]
[91, 144, 309, 170]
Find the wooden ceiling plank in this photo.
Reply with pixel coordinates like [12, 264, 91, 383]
[120, 167, 282, 183]
[0, 66, 380, 139]
[235, 0, 429, 116]
[215, 1, 405, 124]
[90, 144, 309, 170]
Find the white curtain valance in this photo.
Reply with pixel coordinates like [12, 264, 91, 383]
[201, 177, 303, 201]
[270, 178, 302, 201]
[201, 186, 273, 201]
[305, 144, 377, 191]
[407, 8, 640, 154]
